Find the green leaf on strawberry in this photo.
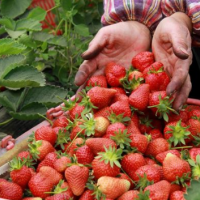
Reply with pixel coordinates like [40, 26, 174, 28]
[184, 179, 200, 200]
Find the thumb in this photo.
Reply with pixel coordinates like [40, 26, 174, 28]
[81, 29, 108, 60]
[169, 30, 191, 60]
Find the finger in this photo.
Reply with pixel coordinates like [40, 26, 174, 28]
[172, 75, 192, 110]
[166, 58, 191, 95]
[74, 59, 97, 86]
[75, 83, 86, 101]
[81, 28, 108, 60]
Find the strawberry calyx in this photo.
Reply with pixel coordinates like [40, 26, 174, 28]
[95, 146, 122, 168]
[111, 129, 131, 149]
[140, 116, 154, 129]
[86, 182, 105, 200]
[61, 96, 77, 112]
[9, 157, 26, 171]
[28, 140, 43, 160]
[148, 66, 164, 74]
[172, 172, 191, 187]
[55, 129, 71, 150]
[108, 112, 130, 124]
[166, 120, 191, 146]
[135, 174, 154, 190]
[135, 190, 150, 200]
[45, 180, 68, 194]
[188, 155, 200, 179]
[148, 94, 178, 122]
[192, 133, 200, 147]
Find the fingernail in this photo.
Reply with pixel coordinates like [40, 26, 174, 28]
[178, 105, 183, 111]
[179, 47, 189, 56]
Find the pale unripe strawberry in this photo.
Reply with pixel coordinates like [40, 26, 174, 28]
[94, 116, 110, 137]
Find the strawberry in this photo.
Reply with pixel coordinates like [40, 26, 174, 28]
[29, 140, 55, 161]
[35, 126, 57, 145]
[94, 116, 110, 137]
[189, 148, 200, 161]
[133, 165, 161, 187]
[117, 190, 139, 200]
[148, 129, 163, 140]
[170, 184, 182, 195]
[127, 120, 142, 135]
[129, 134, 149, 153]
[170, 191, 185, 200]
[75, 145, 94, 165]
[145, 158, 157, 165]
[139, 116, 154, 134]
[86, 75, 107, 88]
[111, 87, 126, 95]
[53, 155, 71, 173]
[131, 113, 140, 127]
[0, 179, 23, 200]
[144, 180, 171, 200]
[145, 138, 170, 157]
[52, 115, 69, 128]
[105, 62, 126, 87]
[97, 176, 130, 199]
[132, 51, 154, 72]
[92, 146, 122, 179]
[37, 152, 57, 172]
[168, 110, 188, 123]
[79, 190, 94, 200]
[143, 61, 163, 77]
[23, 198, 42, 200]
[129, 70, 144, 81]
[65, 137, 84, 156]
[164, 120, 191, 146]
[163, 153, 191, 183]
[121, 153, 146, 179]
[70, 121, 85, 140]
[9, 157, 32, 188]
[85, 138, 117, 156]
[188, 108, 200, 119]
[117, 173, 134, 189]
[94, 106, 112, 119]
[111, 93, 129, 104]
[110, 100, 131, 117]
[148, 91, 176, 122]
[17, 151, 32, 161]
[87, 86, 116, 109]
[145, 62, 170, 91]
[156, 150, 181, 164]
[188, 118, 200, 138]
[104, 122, 127, 139]
[68, 103, 85, 120]
[129, 84, 150, 111]
[65, 164, 89, 196]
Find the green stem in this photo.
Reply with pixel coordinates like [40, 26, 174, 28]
[55, 19, 64, 34]
[120, 167, 136, 184]
[0, 118, 14, 126]
[171, 146, 193, 150]
[37, 113, 53, 126]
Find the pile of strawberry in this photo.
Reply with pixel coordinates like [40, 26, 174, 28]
[1, 51, 200, 200]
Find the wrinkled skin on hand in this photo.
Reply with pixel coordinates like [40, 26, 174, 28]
[74, 21, 151, 92]
[152, 14, 192, 111]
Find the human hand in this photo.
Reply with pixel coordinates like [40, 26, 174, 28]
[152, 12, 192, 110]
[74, 21, 151, 90]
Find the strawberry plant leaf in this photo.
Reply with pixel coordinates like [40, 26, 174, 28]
[0, 38, 26, 56]
[27, 7, 47, 21]
[185, 179, 200, 200]
[0, 65, 45, 88]
[0, 18, 15, 30]
[74, 24, 90, 37]
[16, 18, 42, 31]
[1, 0, 32, 19]
[60, 0, 73, 11]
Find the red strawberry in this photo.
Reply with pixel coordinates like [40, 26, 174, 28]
[129, 70, 144, 81]
[75, 145, 94, 165]
[65, 137, 84, 156]
[143, 61, 163, 77]
[79, 190, 94, 200]
[139, 116, 154, 134]
[188, 108, 200, 119]
[145, 62, 170, 91]
[86, 138, 117, 156]
[132, 51, 154, 72]
[117, 173, 134, 189]
[87, 86, 116, 109]
[168, 110, 188, 123]
[69, 103, 85, 120]
[97, 176, 130, 199]
[145, 138, 170, 157]
[0, 179, 23, 200]
[127, 120, 141, 135]
[111, 87, 126, 95]
[163, 153, 191, 182]
[23, 198, 42, 200]
[188, 118, 200, 138]
[131, 113, 140, 127]
[189, 148, 200, 161]
[164, 120, 191, 146]
[37, 152, 57, 172]
[111, 93, 129, 104]
[148, 129, 163, 140]
[92, 146, 122, 179]
[110, 100, 131, 117]
[70, 122, 85, 140]
[53, 156, 71, 173]
[170, 184, 182, 195]
[86, 75, 107, 88]
[149, 91, 175, 121]
[145, 158, 157, 165]
[121, 153, 146, 179]
[117, 190, 139, 200]
[94, 106, 112, 119]
[104, 122, 127, 138]
[129, 84, 150, 111]
[65, 164, 89, 196]
[35, 126, 57, 145]
[94, 116, 110, 137]
[17, 151, 32, 161]
[29, 140, 55, 161]
[156, 150, 181, 164]
[129, 134, 149, 153]
[52, 115, 69, 128]
[144, 180, 171, 200]
[170, 191, 185, 200]
[105, 62, 126, 87]
[133, 165, 161, 187]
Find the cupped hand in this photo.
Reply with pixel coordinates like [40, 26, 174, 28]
[74, 21, 151, 90]
[152, 13, 193, 110]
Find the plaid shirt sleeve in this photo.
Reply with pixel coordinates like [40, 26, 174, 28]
[162, 0, 200, 46]
[101, 0, 163, 33]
